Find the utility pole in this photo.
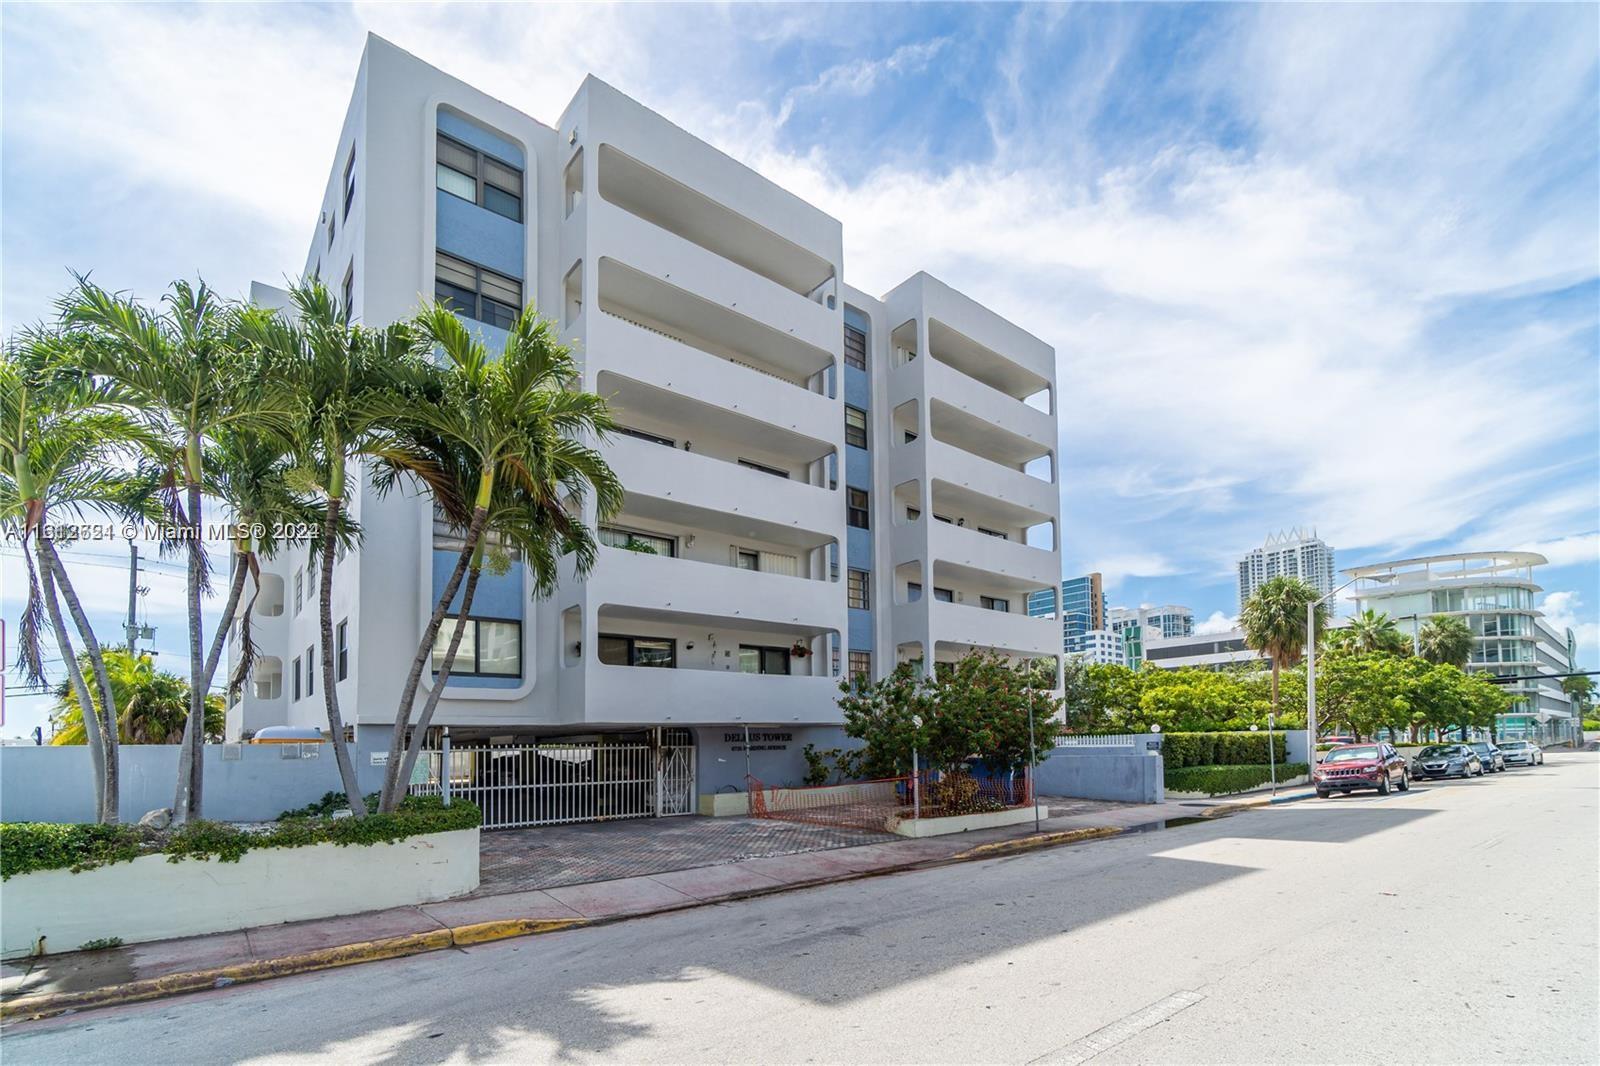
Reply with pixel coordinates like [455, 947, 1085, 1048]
[126, 539, 140, 656]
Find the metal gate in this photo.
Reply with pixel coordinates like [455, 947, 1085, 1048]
[410, 731, 696, 830]
[658, 728, 696, 816]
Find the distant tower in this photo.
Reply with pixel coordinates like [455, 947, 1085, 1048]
[1237, 528, 1337, 609]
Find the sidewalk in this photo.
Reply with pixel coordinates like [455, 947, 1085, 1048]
[0, 794, 1286, 1020]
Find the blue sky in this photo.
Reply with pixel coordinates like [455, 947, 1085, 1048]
[2, 2, 1597, 737]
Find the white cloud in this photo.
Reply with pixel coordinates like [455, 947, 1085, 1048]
[1539, 590, 1600, 664]
[1193, 611, 1238, 636]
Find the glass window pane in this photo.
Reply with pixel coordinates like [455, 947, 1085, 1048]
[479, 269, 522, 307]
[598, 635, 629, 666]
[478, 621, 521, 676]
[633, 638, 675, 668]
[483, 299, 519, 330]
[435, 252, 478, 290]
[437, 135, 477, 174]
[434, 280, 477, 316]
[483, 185, 522, 221]
[762, 648, 790, 675]
[433, 618, 476, 673]
[739, 648, 761, 674]
[437, 163, 477, 202]
[484, 158, 523, 195]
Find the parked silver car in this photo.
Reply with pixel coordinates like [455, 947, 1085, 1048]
[1497, 740, 1544, 766]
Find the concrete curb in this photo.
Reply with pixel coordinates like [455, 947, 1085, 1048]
[1198, 789, 1316, 817]
[0, 919, 584, 1023]
[0, 819, 1159, 1022]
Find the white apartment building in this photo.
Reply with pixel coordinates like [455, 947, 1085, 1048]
[1143, 628, 1265, 671]
[1346, 551, 1581, 744]
[1066, 628, 1125, 666]
[1237, 528, 1337, 609]
[1108, 604, 1193, 667]
[227, 36, 1063, 822]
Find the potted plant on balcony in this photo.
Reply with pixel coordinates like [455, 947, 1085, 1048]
[790, 641, 810, 659]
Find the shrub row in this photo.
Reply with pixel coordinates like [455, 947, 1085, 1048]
[1160, 732, 1289, 769]
[1164, 763, 1309, 796]
[0, 796, 481, 881]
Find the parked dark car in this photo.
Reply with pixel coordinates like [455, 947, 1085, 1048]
[1469, 741, 1506, 773]
[1411, 744, 1483, 779]
[1498, 740, 1544, 766]
[1313, 743, 1410, 798]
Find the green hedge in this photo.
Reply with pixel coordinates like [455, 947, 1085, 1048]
[1161, 732, 1289, 768]
[1165, 763, 1309, 796]
[1583, 719, 1599, 731]
[0, 796, 481, 881]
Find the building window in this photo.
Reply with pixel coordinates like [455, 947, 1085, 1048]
[849, 650, 871, 684]
[907, 582, 923, 602]
[294, 569, 303, 615]
[848, 569, 870, 610]
[903, 431, 918, 444]
[736, 549, 759, 571]
[934, 587, 955, 603]
[843, 325, 867, 371]
[292, 656, 302, 701]
[847, 488, 870, 529]
[981, 596, 1010, 613]
[598, 525, 676, 557]
[341, 263, 354, 323]
[844, 406, 868, 449]
[433, 617, 523, 677]
[435, 251, 521, 330]
[597, 634, 676, 668]
[305, 644, 316, 695]
[617, 426, 675, 447]
[342, 145, 357, 219]
[337, 620, 349, 681]
[326, 211, 335, 248]
[738, 458, 789, 479]
[739, 645, 792, 675]
[906, 507, 921, 521]
[436, 132, 524, 222]
[978, 527, 1009, 540]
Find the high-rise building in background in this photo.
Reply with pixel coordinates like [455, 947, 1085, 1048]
[1028, 573, 1106, 656]
[1237, 528, 1337, 609]
[1346, 552, 1581, 744]
[1108, 604, 1194, 667]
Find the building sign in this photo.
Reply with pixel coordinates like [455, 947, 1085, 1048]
[724, 731, 793, 752]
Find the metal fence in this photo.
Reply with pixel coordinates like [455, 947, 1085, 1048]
[1056, 734, 1147, 748]
[409, 732, 696, 830]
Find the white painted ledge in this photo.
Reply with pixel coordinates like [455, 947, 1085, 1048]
[2, 827, 479, 959]
[892, 804, 1044, 838]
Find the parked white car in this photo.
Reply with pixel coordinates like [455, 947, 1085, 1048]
[1497, 740, 1545, 766]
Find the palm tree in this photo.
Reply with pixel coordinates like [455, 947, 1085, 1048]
[2, 332, 159, 822]
[369, 303, 622, 811]
[1343, 608, 1406, 655]
[1562, 674, 1594, 718]
[1418, 615, 1473, 668]
[62, 278, 291, 825]
[1240, 576, 1327, 721]
[51, 648, 225, 745]
[234, 283, 403, 815]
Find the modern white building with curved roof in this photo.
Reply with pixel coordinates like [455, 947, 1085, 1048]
[1345, 551, 1580, 742]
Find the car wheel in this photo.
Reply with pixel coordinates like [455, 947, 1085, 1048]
[1316, 789, 1330, 799]
[1378, 773, 1391, 795]
[1398, 770, 1410, 792]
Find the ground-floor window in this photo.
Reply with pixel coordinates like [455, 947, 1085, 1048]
[599, 633, 677, 668]
[849, 650, 871, 683]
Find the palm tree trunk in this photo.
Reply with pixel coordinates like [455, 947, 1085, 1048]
[202, 557, 249, 696]
[172, 476, 207, 825]
[37, 537, 107, 822]
[229, 552, 263, 702]
[379, 506, 490, 810]
[387, 560, 483, 812]
[43, 539, 121, 823]
[318, 497, 366, 816]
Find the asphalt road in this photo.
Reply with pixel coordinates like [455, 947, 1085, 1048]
[5, 753, 1596, 1065]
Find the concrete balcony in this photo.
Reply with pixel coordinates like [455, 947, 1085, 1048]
[923, 357, 1054, 450]
[586, 309, 836, 446]
[587, 546, 840, 629]
[586, 199, 837, 355]
[925, 440, 1056, 520]
[583, 664, 843, 728]
[605, 434, 839, 540]
[926, 520, 1057, 589]
[928, 599, 1061, 657]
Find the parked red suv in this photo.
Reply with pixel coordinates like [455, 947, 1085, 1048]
[1314, 743, 1410, 798]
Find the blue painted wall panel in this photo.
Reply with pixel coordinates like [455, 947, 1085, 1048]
[430, 550, 525, 690]
[848, 607, 874, 651]
[438, 111, 524, 166]
[844, 444, 871, 491]
[843, 365, 870, 410]
[846, 526, 872, 572]
[436, 191, 523, 280]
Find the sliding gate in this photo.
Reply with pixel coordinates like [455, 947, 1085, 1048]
[409, 729, 696, 829]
